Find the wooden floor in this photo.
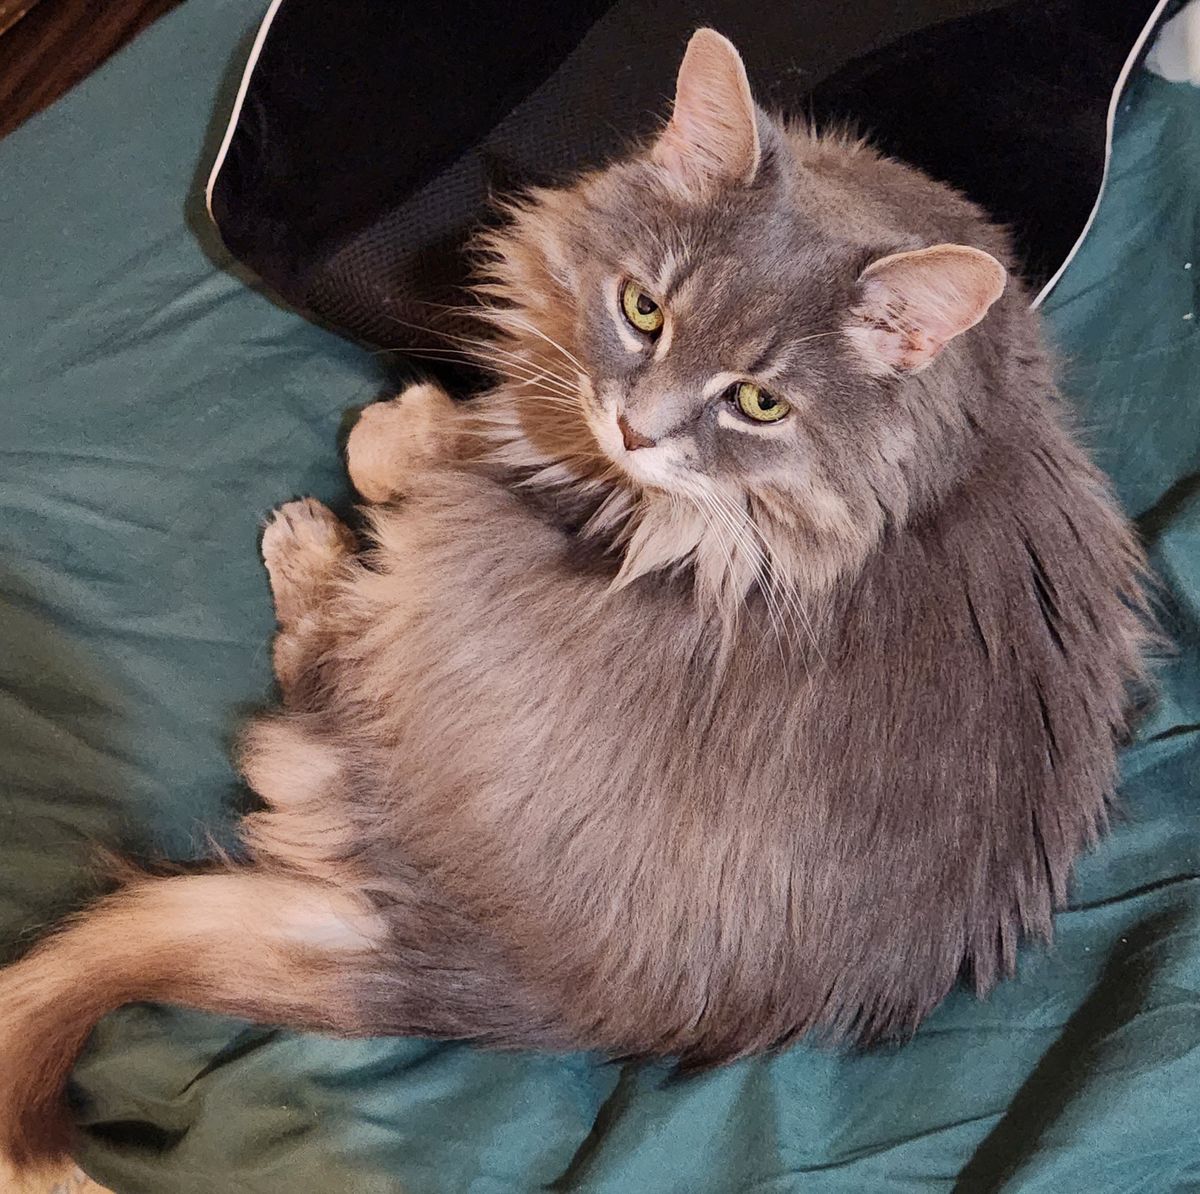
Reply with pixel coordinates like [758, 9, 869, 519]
[1, 1, 181, 1188]
[0, 1159, 110, 1194]
[0, 0, 183, 139]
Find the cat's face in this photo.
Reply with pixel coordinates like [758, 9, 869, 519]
[569, 169, 874, 512]
[477, 30, 1006, 608]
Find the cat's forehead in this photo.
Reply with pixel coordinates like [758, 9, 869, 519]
[624, 190, 795, 276]
[600, 180, 845, 304]
[641, 221, 848, 355]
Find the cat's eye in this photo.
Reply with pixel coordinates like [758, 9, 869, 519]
[620, 280, 665, 335]
[731, 381, 790, 423]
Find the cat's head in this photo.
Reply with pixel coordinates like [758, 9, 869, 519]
[475, 30, 1007, 619]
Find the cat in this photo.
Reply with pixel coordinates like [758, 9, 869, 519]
[0, 29, 1150, 1175]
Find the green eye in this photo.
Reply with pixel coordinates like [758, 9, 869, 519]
[732, 381, 790, 423]
[621, 280, 664, 335]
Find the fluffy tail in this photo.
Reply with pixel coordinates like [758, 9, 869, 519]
[0, 869, 384, 1175]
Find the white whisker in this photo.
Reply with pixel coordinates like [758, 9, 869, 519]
[375, 310, 582, 394]
[694, 487, 787, 657]
[720, 492, 824, 665]
[482, 309, 588, 376]
[701, 484, 817, 662]
[400, 343, 581, 400]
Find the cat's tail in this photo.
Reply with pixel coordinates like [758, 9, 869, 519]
[0, 869, 386, 1176]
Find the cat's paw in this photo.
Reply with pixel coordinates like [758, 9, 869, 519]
[346, 382, 457, 503]
[260, 498, 355, 624]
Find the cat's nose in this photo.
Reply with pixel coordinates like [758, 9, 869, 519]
[617, 413, 656, 451]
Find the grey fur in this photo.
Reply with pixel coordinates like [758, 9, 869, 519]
[0, 30, 1151, 1172]
[247, 35, 1150, 1057]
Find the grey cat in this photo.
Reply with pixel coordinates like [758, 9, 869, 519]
[0, 29, 1150, 1175]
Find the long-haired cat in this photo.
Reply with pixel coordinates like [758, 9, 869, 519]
[0, 30, 1149, 1174]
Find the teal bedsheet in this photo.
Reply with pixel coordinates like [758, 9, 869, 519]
[1, 3, 1198, 1191]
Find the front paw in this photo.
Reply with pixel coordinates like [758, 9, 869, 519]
[346, 382, 457, 503]
[260, 498, 354, 624]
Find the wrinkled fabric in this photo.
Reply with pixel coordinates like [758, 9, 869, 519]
[0, 3, 1197, 1191]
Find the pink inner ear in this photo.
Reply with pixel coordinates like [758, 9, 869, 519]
[850, 245, 1007, 374]
[653, 29, 760, 191]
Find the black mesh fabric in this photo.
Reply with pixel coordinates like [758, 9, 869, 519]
[807, 0, 1163, 287]
[209, 0, 1160, 370]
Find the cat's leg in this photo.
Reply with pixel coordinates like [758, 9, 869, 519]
[260, 497, 354, 695]
[346, 380, 459, 503]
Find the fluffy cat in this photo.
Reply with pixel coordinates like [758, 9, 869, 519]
[0, 29, 1149, 1174]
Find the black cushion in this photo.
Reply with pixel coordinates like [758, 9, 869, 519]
[208, 0, 1162, 372]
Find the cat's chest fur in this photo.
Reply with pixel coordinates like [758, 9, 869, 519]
[350, 467, 817, 812]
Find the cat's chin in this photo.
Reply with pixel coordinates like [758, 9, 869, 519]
[610, 451, 678, 492]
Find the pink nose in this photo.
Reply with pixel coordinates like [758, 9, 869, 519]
[617, 413, 655, 451]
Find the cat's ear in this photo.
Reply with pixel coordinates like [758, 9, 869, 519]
[847, 245, 1007, 375]
[652, 29, 761, 193]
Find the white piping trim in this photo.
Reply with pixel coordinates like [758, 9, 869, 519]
[201, 0, 1168, 307]
[1032, 0, 1172, 308]
[203, 0, 288, 223]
